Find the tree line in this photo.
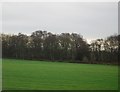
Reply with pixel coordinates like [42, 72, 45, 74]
[1, 30, 119, 64]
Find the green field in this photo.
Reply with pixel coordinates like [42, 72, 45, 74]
[2, 59, 118, 90]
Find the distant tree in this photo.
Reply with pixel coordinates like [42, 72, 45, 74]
[2, 34, 11, 58]
[90, 35, 118, 64]
[71, 33, 89, 61]
[44, 33, 60, 60]
[1, 30, 118, 64]
[30, 30, 44, 59]
[59, 33, 71, 60]
[104, 35, 118, 63]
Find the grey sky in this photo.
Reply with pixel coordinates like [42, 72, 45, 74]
[2, 2, 118, 42]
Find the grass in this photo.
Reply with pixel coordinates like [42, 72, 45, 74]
[0, 59, 2, 91]
[2, 59, 118, 90]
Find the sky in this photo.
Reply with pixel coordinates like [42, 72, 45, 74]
[2, 2, 118, 43]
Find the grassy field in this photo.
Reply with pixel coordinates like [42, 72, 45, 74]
[0, 60, 2, 91]
[2, 59, 118, 90]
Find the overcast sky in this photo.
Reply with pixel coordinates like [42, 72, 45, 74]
[2, 2, 118, 42]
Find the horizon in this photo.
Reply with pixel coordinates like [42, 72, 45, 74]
[1, 30, 118, 44]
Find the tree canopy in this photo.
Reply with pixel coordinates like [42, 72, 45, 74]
[1, 30, 119, 64]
